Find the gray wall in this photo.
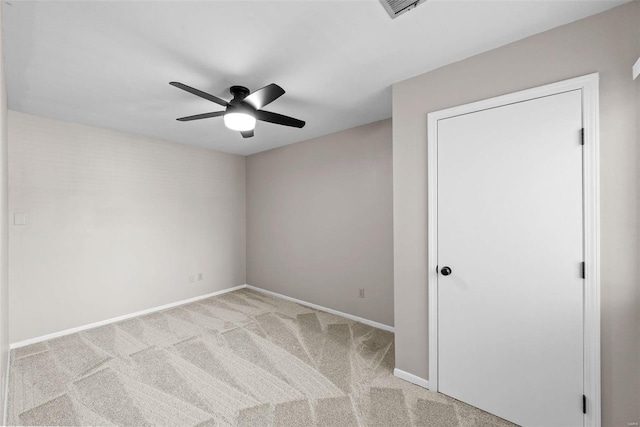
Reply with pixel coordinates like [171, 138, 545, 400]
[247, 119, 393, 326]
[0, 2, 9, 419]
[8, 111, 246, 343]
[392, 3, 640, 426]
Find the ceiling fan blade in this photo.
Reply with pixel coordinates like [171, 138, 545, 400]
[176, 111, 224, 121]
[241, 130, 254, 138]
[170, 82, 228, 107]
[243, 84, 285, 110]
[255, 110, 305, 128]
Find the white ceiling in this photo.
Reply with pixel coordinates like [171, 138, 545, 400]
[4, 0, 627, 155]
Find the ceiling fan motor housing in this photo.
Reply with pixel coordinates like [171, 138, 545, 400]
[230, 86, 250, 101]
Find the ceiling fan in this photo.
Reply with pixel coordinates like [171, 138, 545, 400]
[170, 82, 305, 138]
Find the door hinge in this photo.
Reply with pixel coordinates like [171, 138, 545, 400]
[583, 395, 587, 414]
[581, 262, 585, 279]
[580, 128, 585, 145]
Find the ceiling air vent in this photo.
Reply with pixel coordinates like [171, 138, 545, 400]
[379, 0, 426, 19]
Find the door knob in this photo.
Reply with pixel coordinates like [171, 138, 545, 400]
[440, 266, 452, 276]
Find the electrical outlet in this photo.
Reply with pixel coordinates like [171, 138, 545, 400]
[189, 275, 195, 283]
[14, 212, 27, 226]
[198, 273, 203, 281]
[359, 288, 365, 298]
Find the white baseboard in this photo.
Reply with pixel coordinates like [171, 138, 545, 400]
[245, 284, 394, 332]
[10, 283, 394, 350]
[394, 368, 431, 390]
[9, 284, 248, 349]
[3, 349, 10, 426]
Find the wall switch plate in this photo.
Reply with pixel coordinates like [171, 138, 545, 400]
[14, 212, 27, 226]
[198, 273, 203, 281]
[359, 288, 365, 298]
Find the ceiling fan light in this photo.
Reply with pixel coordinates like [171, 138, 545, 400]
[224, 112, 256, 131]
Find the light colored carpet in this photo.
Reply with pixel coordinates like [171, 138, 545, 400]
[7, 288, 515, 426]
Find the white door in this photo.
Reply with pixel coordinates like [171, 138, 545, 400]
[437, 90, 584, 426]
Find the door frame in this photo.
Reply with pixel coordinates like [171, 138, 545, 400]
[426, 73, 600, 427]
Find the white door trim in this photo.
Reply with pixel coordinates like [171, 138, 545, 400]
[426, 73, 600, 427]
